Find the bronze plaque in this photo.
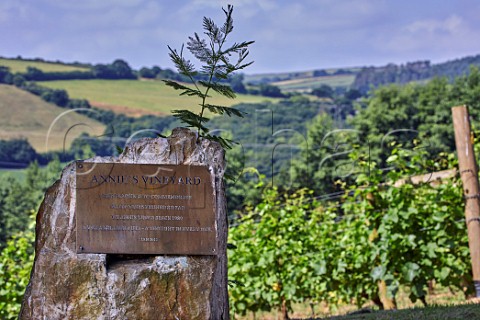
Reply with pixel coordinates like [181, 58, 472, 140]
[75, 162, 216, 255]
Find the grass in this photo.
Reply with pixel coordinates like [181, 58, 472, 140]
[233, 285, 479, 320]
[236, 302, 480, 320]
[321, 303, 480, 320]
[244, 67, 360, 84]
[244, 68, 359, 92]
[273, 75, 356, 92]
[39, 79, 279, 117]
[0, 84, 105, 152]
[0, 58, 89, 73]
[0, 168, 27, 181]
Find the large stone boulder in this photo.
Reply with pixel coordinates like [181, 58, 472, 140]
[20, 128, 229, 319]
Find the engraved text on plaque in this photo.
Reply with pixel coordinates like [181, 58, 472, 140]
[75, 162, 216, 255]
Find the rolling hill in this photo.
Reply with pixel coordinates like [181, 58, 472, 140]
[244, 67, 360, 92]
[271, 74, 356, 92]
[0, 84, 105, 152]
[0, 57, 89, 73]
[38, 79, 279, 117]
[2, 54, 480, 155]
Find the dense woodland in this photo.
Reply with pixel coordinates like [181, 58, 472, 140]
[2, 53, 480, 318]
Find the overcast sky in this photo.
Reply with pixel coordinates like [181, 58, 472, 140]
[2, 0, 480, 74]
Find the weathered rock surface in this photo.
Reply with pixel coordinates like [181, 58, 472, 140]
[20, 128, 229, 319]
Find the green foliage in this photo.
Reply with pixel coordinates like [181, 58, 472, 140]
[229, 187, 321, 315]
[0, 139, 38, 167]
[0, 66, 13, 84]
[18, 81, 92, 110]
[0, 57, 90, 74]
[229, 146, 470, 316]
[92, 59, 136, 80]
[209, 96, 328, 190]
[164, 5, 254, 149]
[256, 83, 285, 98]
[229, 74, 247, 94]
[0, 159, 62, 248]
[351, 67, 480, 167]
[312, 84, 334, 98]
[224, 149, 263, 219]
[0, 159, 61, 317]
[352, 55, 480, 93]
[338, 147, 469, 305]
[0, 211, 35, 319]
[289, 113, 337, 195]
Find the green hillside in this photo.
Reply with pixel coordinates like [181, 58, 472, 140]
[0, 168, 26, 180]
[39, 79, 279, 117]
[244, 67, 360, 92]
[272, 74, 356, 92]
[0, 58, 89, 73]
[0, 84, 105, 152]
[0, 57, 358, 94]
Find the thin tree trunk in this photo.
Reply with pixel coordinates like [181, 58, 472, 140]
[378, 280, 397, 310]
[281, 297, 290, 320]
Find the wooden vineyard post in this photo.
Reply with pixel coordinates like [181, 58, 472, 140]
[452, 105, 480, 297]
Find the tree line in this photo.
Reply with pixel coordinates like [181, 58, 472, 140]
[0, 66, 91, 108]
[352, 54, 480, 93]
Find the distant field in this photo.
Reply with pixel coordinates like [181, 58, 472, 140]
[39, 79, 279, 117]
[0, 58, 89, 73]
[273, 74, 356, 92]
[0, 84, 105, 152]
[0, 168, 26, 181]
[245, 67, 360, 87]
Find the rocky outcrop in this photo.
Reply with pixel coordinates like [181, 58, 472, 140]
[20, 128, 229, 319]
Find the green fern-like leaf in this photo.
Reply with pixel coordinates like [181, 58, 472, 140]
[172, 110, 210, 133]
[198, 81, 236, 99]
[167, 45, 197, 77]
[203, 17, 222, 43]
[221, 5, 234, 35]
[204, 134, 237, 149]
[222, 41, 255, 56]
[205, 104, 245, 117]
[163, 80, 206, 98]
[164, 5, 254, 149]
[187, 33, 212, 63]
